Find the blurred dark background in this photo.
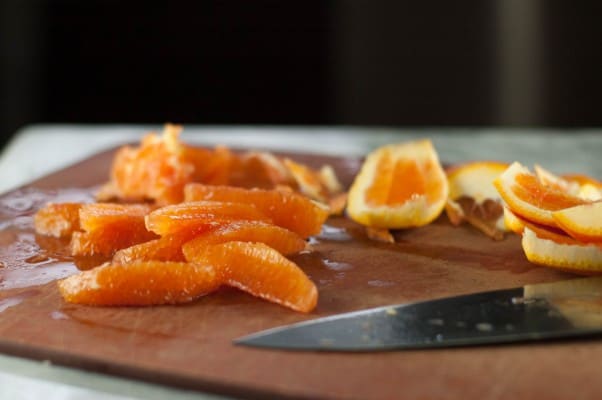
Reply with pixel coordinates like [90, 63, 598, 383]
[1, 1, 602, 149]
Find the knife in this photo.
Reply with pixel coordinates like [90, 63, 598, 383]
[235, 276, 602, 351]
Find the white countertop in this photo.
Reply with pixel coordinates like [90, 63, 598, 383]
[0, 124, 600, 399]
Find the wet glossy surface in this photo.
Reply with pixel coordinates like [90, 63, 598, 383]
[0, 149, 590, 400]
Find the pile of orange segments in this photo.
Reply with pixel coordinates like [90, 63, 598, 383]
[36, 185, 328, 313]
[494, 162, 602, 273]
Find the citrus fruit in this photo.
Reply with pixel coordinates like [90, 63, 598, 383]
[552, 202, 602, 243]
[283, 158, 329, 202]
[503, 206, 527, 235]
[145, 201, 271, 236]
[534, 164, 580, 195]
[184, 241, 317, 313]
[494, 162, 588, 227]
[535, 165, 602, 201]
[58, 261, 220, 305]
[79, 203, 153, 232]
[70, 226, 157, 257]
[112, 227, 210, 263]
[346, 139, 448, 229]
[105, 124, 195, 205]
[71, 203, 157, 256]
[194, 145, 236, 186]
[229, 151, 294, 189]
[522, 227, 602, 273]
[34, 203, 82, 238]
[181, 221, 306, 256]
[183, 184, 329, 238]
[447, 161, 508, 203]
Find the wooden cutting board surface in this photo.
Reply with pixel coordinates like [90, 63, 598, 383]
[0, 149, 598, 400]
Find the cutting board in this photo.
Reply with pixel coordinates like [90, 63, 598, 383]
[0, 148, 598, 400]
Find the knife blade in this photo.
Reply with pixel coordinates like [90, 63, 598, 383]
[235, 276, 602, 351]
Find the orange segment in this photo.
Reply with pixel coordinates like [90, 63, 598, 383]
[58, 261, 220, 305]
[145, 201, 271, 236]
[70, 226, 157, 257]
[184, 241, 317, 313]
[34, 203, 82, 238]
[521, 227, 602, 273]
[112, 227, 211, 264]
[71, 203, 157, 256]
[181, 221, 306, 256]
[494, 162, 588, 227]
[346, 139, 448, 228]
[552, 202, 602, 243]
[79, 203, 153, 232]
[184, 184, 329, 238]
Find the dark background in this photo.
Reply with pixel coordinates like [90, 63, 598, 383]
[2, 1, 602, 149]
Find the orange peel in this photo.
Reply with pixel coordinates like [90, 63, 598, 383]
[552, 202, 602, 244]
[346, 139, 448, 229]
[522, 227, 602, 273]
[494, 162, 588, 228]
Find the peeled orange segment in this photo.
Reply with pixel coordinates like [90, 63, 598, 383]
[522, 227, 602, 273]
[494, 162, 588, 228]
[447, 161, 509, 203]
[346, 139, 448, 229]
[70, 226, 157, 257]
[181, 221, 306, 256]
[70, 203, 157, 256]
[184, 184, 329, 238]
[58, 261, 221, 306]
[552, 202, 602, 243]
[145, 201, 271, 236]
[184, 241, 317, 313]
[112, 227, 211, 264]
[34, 203, 82, 238]
[79, 203, 153, 232]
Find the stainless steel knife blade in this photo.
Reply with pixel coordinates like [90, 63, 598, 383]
[235, 276, 602, 351]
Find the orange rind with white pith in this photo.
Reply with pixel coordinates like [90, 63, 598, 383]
[447, 161, 509, 203]
[346, 139, 448, 229]
[494, 162, 588, 228]
[552, 202, 602, 244]
[522, 227, 602, 273]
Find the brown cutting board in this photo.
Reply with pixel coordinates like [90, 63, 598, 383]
[0, 149, 598, 400]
